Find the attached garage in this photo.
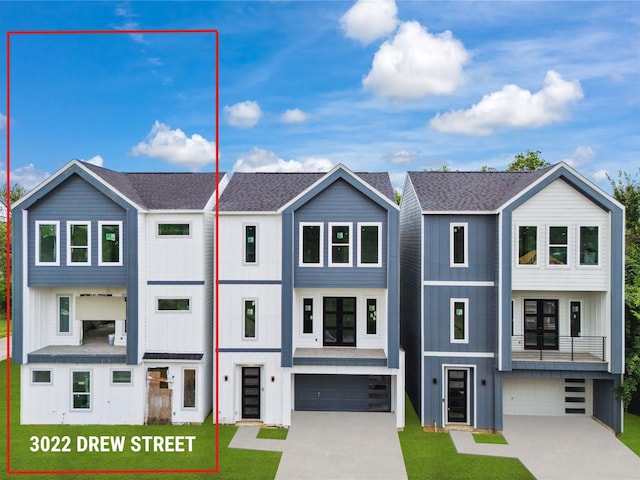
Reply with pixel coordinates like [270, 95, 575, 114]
[294, 374, 390, 412]
[503, 377, 592, 416]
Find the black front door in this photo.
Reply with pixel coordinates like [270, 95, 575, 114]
[242, 367, 260, 419]
[323, 297, 356, 346]
[447, 369, 467, 423]
[524, 299, 559, 350]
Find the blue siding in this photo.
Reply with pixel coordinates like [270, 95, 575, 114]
[281, 210, 294, 368]
[499, 210, 512, 371]
[294, 179, 388, 288]
[593, 376, 623, 433]
[27, 174, 127, 286]
[423, 215, 497, 282]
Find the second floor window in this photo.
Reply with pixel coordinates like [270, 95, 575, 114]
[245, 225, 257, 264]
[549, 226, 568, 265]
[450, 223, 467, 267]
[518, 226, 537, 265]
[580, 226, 598, 265]
[359, 223, 381, 266]
[300, 223, 322, 266]
[244, 300, 256, 338]
[303, 298, 313, 334]
[58, 295, 71, 334]
[99, 221, 122, 265]
[36, 221, 59, 265]
[68, 222, 90, 265]
[329, 223, 352, 266]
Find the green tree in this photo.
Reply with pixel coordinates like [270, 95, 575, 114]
[506, 150, 550, 172]
[1, 183, 25, 311]
[423, 165, 452, 172]
[608, 170, 640, 408]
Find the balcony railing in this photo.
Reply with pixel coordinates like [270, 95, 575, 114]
[511, 335, 606, 362]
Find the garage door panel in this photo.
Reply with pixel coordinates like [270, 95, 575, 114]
[295, 374, 390, 412]
[503, 377, 592, 416]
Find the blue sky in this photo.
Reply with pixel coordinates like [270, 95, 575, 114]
[1, 1, 638, 193]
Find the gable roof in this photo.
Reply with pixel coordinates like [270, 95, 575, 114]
[407, 166, 553, 212]
[15, 160, 225, 211]
[219, 169, 395, 212]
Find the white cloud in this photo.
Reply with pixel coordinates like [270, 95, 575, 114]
[113, 5, 145, 44]
[233, 147, 333, 173]
[130, 121, 216, 169]
[340, 0, 398, 45]
[4, 163, 50, 191]
[79, 155, 104, 167]
[281, 108, 310, 124]
[388, 149, 418, 164]
[224, 101, 263, 128]
[363, 21, 470, 101]
[429, 71, 584, 136]
[592, 169, 609, 183]
[561, 145, 595, 168]
[0, 113, 6, 130]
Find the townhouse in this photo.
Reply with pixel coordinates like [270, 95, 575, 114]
[399, 162, 625, 432]
[12, 160, 226, 424]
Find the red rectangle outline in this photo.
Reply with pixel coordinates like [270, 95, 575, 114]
[5, 28, 220, 475]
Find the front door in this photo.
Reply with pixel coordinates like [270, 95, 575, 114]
[524, 299, 559, 350]
[323, 297, 356, 346]
[447, 369, 468, 423]
[147, 367, 172, 425]
[242, 367, 261, 419]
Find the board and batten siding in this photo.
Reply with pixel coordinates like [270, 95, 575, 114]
[26, 174, 128, 286]
[512, 178, 609, 291]
[293, 179, 388, 288]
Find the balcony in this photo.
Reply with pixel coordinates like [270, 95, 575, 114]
[511, 335, 606, 363]
[293, 347, 387, 367]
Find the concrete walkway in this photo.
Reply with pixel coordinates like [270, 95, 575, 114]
[451, 415, 640, 480]
[230, 411, 408, 480]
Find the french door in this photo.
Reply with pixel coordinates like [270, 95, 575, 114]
[524, 299, 559, 350]
[323, 297, 356, 346]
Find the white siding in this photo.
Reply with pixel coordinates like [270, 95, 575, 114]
[512, 179, 610, 291]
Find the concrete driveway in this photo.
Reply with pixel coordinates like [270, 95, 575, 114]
[230, 411, 407, 480]
[451, 415, 640, 480]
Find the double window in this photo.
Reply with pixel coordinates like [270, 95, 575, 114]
[72, 371, 91, 410]
[329, 223, 352, 266]
[67, 222, 90, 265]
[299, 222, 382, 267]
[548, 226, 568, 265]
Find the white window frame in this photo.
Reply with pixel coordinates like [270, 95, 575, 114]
[182, 367, 197, 409]
[66, 221, 91, 266]
[299, 222, 324, 267]
[578, 225, 600, 267]
[35, 220, 60, 266]
[516, 224, 539, 267]
[450, 298, 469, 344]
[243, 298, 258, 340]
[57, 294, 72, 335]
[450, 223, 468, 268]
[31, 369, 52, 385]
[156, 222, 192, 238]
[357, 222, 382, 267]
[547, 225, 570, 267]
[110, 369, 133, 385]
[328, 222, 352, 267]
[71, 370, 92, 411]
[156, 297, 192, 313]
[98, 221, 123, 266]
[244, 223, 258, 265]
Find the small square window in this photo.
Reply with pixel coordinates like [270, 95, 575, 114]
[32, 370, 51, 384]
[111, 370, 132, 384]
[157, 298, 191, 311]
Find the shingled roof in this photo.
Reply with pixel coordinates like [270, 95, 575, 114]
[407, 166, 553, 212]
[219, 170, 395, 212]
[83, 162, 224, 210]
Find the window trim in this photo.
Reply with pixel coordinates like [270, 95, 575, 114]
[31, 369, 52, 385]
[156, 297, 192, 313]
[357, 222, 382, 267]
[35, 220, 60, 266]
[57, 294, 72, 335]
[450, 298, 469, 344]
[450, 223, 468, 268]
[243, 298, 258, 340]
[66, 221, 91, 266]
[156, 222, 192, 238]
[547, 225, 569, 267]
[71, 370, 91, 411]
[98, 221, 123, 266]
[328, 222, 352, 267]
[110, 369, 133, 385]
[299, 222, 324, 267]
[244, 224, 258, 265]
[517, 225, 538, 267]
[579, 225, 599, 267]
[182, 368, 197, 409]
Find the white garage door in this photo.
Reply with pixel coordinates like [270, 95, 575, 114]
[503, 378, 592, 416]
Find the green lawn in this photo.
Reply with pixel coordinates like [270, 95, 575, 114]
[472, 433, 508, 445]
[0, 312, 7, 339]
[257, 427, 288, 440]
[399, 397, 534, 480]
[619, 412, 640, 455]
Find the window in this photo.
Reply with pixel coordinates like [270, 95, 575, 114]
[518, 226, 537, 265]
[303, 298, 313, 334]
[157, 223, 190, 236]
[58, 295, 71, 334]
[111, 370, 132, 384]
[549, 226, 568, 265]
[323, 297, 356, 346]
[524, 299, 558, 350]
[580, 226, 599, 265]
[72, 371, 91, 409]
[66, 222, 90, 265]
[450, 223, 467, 267]
[98, 221, 122, 265]
[183, 369, 196, 408]
[157, 298, 191, 312]
[367, 299, 377, 335]
[36, 221, 59, 265]
[450, 298, 468, 343]
[245, 225, 257, 264]
[32, 370, 51, 384]
[358, 223, 382, 267]
[329, 223, 352, 266]
[300, 223, 323, 266]
[244, 300, 256, 338]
